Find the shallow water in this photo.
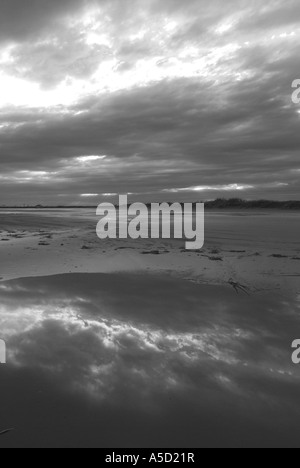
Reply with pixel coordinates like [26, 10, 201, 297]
[0, 273, 299, 448]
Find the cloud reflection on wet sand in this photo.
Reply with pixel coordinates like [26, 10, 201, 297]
[0, 273, 299, 447]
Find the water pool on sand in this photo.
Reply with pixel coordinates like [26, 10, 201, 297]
[0, 272, 299, 448]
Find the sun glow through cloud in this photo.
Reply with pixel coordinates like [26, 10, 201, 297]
[0, 8, 245, 109]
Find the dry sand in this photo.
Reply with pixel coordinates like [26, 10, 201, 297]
[0, 208, 299, 295]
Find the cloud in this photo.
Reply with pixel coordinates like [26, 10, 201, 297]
[0, 0, 84, 44]
[80, 193, 99, 197]
[0, 0, 299, 203]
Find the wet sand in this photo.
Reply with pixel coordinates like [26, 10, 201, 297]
[0, 209, 299, 447]
[0, 273, 299, 448]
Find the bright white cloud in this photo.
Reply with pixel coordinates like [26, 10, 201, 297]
[0, 73, 90, 107]
[164, 184, 255, 193]
[76, 155, 106, 163]
[80, 193, 99, 197]
[0, 170, 58, 183]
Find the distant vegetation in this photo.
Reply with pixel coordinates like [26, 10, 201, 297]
[146, 198, 300, 210]
[0, 199, 300, 210]
[204, 198, 300, 210]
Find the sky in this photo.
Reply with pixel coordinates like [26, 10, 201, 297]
[0, 0, 299, 205]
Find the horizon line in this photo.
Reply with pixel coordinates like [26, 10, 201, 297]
[0, 199, 300, 209]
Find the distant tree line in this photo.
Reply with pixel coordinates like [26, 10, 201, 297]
[146, 198, 300, 210]
[204, 198, 300, 209]
[1, 199, 300, 209]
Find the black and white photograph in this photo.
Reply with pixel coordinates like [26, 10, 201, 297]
[0, 0, 300, 450]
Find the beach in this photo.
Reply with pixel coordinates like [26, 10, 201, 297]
[0, 208, 299, 447]
[0, 208, 299, 293]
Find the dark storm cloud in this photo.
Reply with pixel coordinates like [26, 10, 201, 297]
[0, 0, 299, 203]
[237, 0, 300, 32]
[0, 0, 84, 43]
[1, 71, 299, 202]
